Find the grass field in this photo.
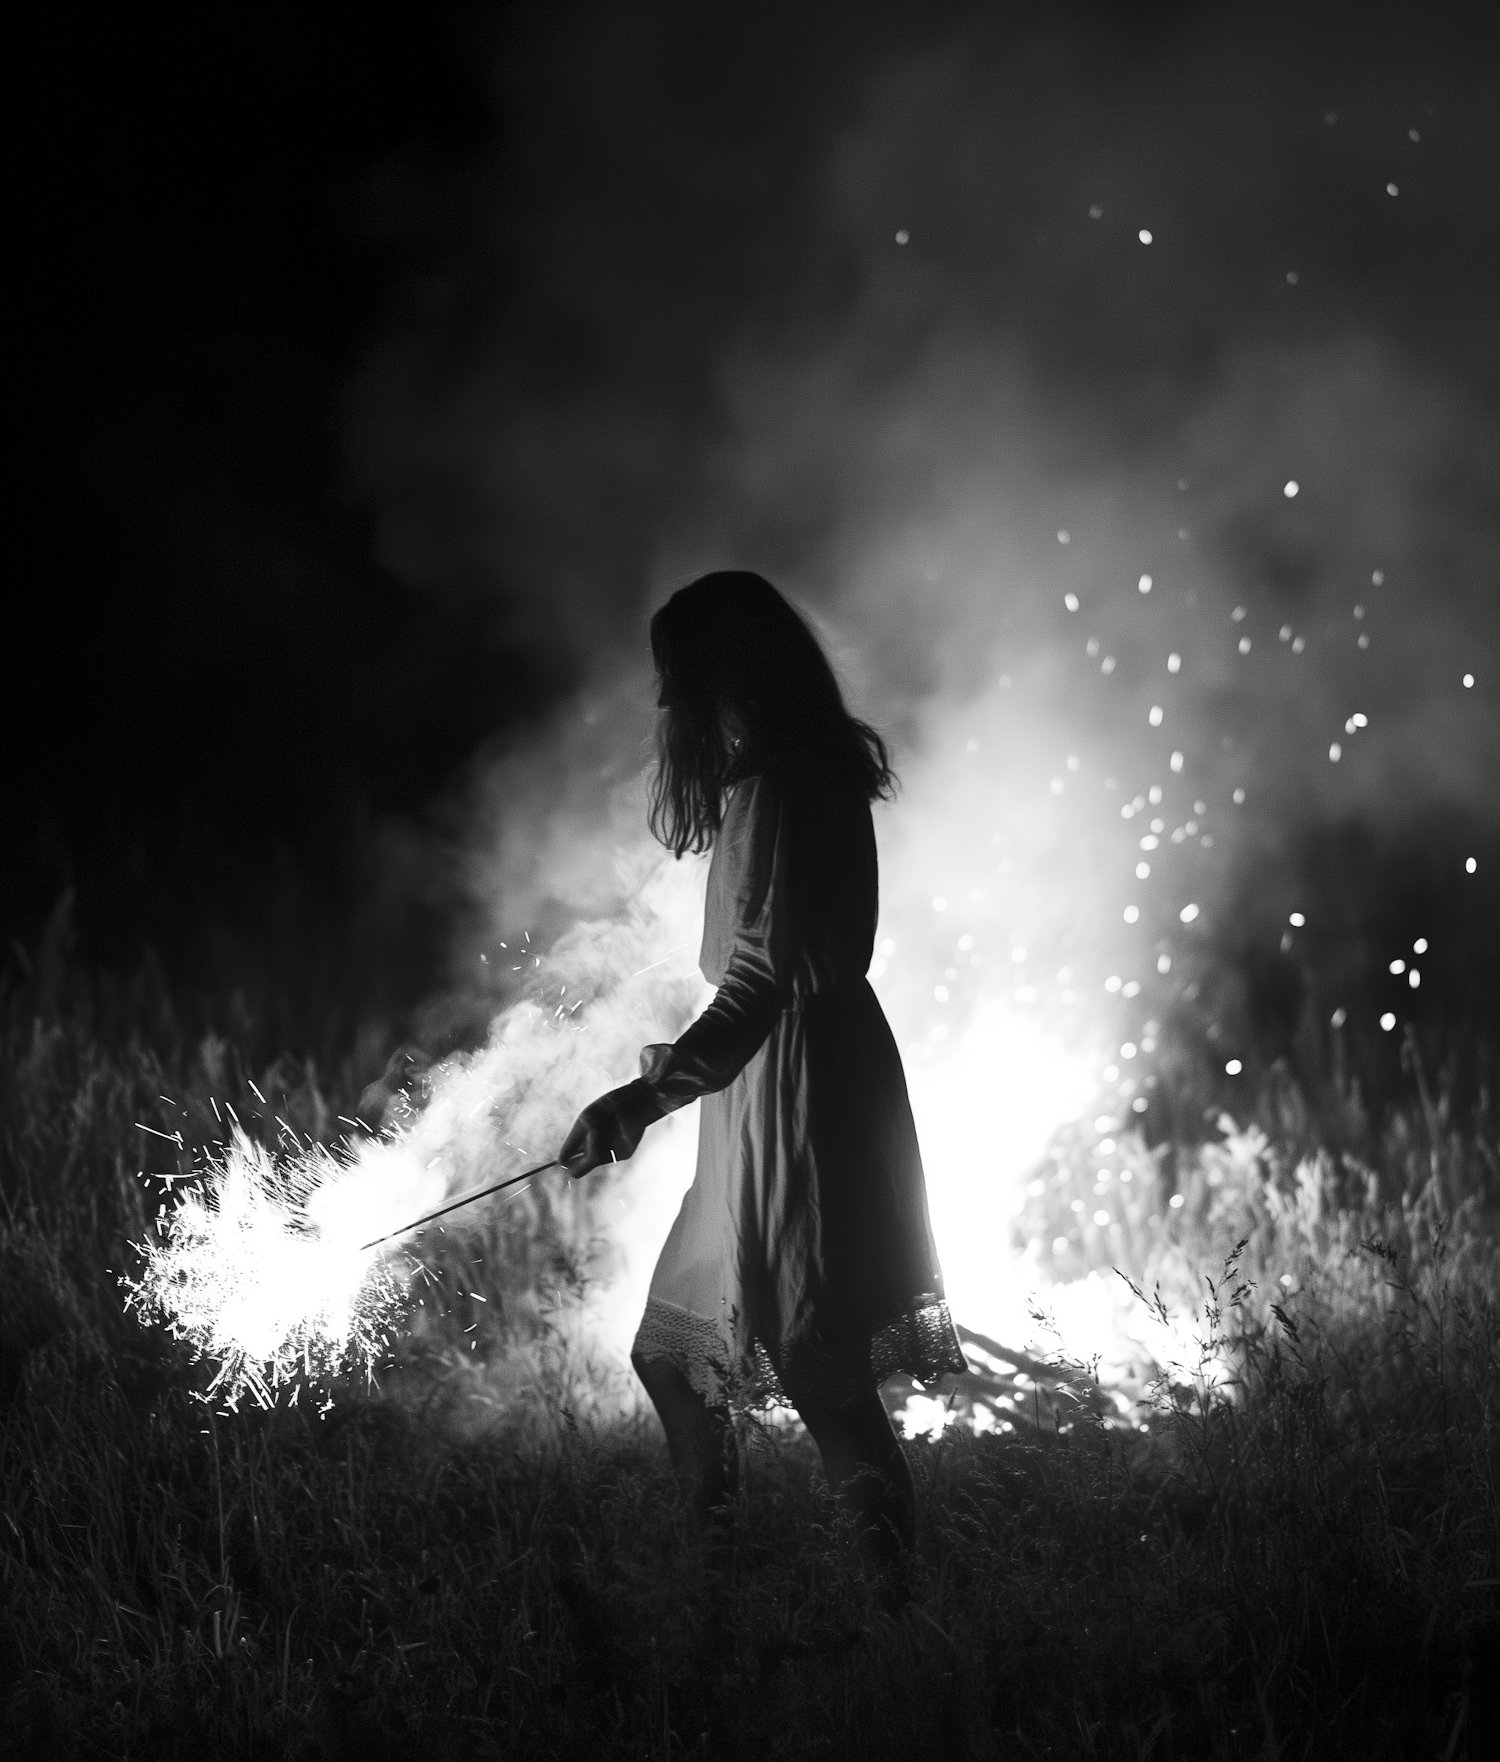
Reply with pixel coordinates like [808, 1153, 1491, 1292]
[2, 933, 1497, 1760]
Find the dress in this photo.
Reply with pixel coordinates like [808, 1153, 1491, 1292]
[631, 760, 967, 1412]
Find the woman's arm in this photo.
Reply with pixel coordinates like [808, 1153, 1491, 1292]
[559, 775, 793, 1176]
[639, 773, 792, 1109]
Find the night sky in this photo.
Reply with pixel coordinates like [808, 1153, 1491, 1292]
[10, 4, 1499, 1044]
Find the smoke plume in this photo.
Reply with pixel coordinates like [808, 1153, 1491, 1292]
[340, 4, 1499, 1353]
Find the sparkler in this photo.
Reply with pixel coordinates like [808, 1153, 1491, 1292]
[124, 1125, 567, 1410]
[358, 1158, 564, 1250]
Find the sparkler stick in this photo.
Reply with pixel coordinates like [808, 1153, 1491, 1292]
[358, 1158, 566, 1252]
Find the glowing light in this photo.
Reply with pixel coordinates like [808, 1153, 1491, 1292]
[1169, 1194, 1185, 1209]
[1238, 637, 1252, 655]
[1170, 751, 1183, 772]
[1059, 531, 1072, 546]
[1293, 636, 1306, 653]
[1138, 574, 1153, 594]
[1120, 1043, 1137, 1060]
[1138, 228, 1153, 243]
[1283, 480, 1299, 498]
[1168, 653, 1181, 673]
[1105, 975, 1122, 992]
[895, 229, 910, 244]
[1123, 905, 1139, 923]
[1101, 656, 1116, 673]
[1135, 862, 1151, 879]
[1329, 743, 1342, 762]
[1179, 903, 1199, 923]
[1093, 1210, 1110, 1226]
[123, 1129, 413, 1406]
[1289, 912, 1305, 926]
[1156, 954, 1171, 974]
[898, 1394, 954, 1440]
[1064, 590, 1079, 608]
[932, 895, 948, 912]
[1386, 182, 1398, 196]
[1331, 1007, 1347, 1027]
[1413, 938, 1427, 953]
[1088, 204, 1103, 219]
[911, 1002, 1093, 1335]
[1381, 1013, 1397, 1031]
[1467, 858, 1478, 873]
[1225, 1059, 1242, 1075]
[1148, 705, 1163, 726]
[1464, 673, 1475, 688]
[1409, 970, 1420, 989]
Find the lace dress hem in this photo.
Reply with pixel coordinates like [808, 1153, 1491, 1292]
[631, 1294, 969, 1413]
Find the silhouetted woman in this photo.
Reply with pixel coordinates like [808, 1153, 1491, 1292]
[560, 572, 965, 1587]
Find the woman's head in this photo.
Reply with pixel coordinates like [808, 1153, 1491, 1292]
[647, 571, 894, 856]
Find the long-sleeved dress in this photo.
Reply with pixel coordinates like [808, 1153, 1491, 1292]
[632, 760, 967, 1413]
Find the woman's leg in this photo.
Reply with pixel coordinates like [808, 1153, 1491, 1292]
[799, 1387, 916, 1593]
[631, 1353, 739, 1521]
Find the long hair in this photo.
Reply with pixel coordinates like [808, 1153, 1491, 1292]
[647, 571, 896, 857]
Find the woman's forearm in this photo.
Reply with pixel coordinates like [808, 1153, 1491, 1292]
[640, 949, 788, 1108]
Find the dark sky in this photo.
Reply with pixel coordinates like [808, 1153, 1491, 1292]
[10, 3, 1499, 1010]
[12, 12, 503, 853]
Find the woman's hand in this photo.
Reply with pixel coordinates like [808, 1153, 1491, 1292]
[559, 1079, 664, 1178]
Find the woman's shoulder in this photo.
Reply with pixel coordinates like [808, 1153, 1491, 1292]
[726, 759, 869, 845]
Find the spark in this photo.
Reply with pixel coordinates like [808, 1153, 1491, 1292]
[123, 1128, 413, 1408]
[630, 941, 691, 978]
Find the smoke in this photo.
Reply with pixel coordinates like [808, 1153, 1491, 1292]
[338, 5, 1499, 1356]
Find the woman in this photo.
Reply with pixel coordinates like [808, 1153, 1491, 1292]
[560, 571, 965, 1583]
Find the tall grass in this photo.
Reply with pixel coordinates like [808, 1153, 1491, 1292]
[2, 934, 1497, 1758]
